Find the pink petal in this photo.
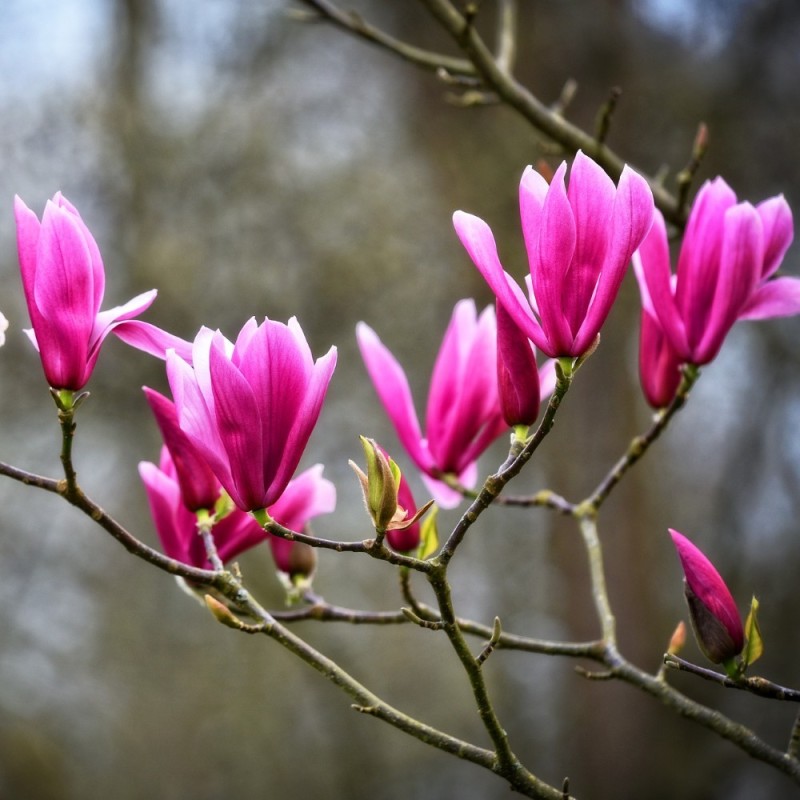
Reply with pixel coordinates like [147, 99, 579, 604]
[639, 308, 682, 408]
[52, 193, 106, 314]
[496, 300, 541, 426]
[167, 348, 236, 506]
[113, 319, 194, 362]
[14, 196, 43, 327]
[563, 152, 615, 336]
[238, 320, 311, 488]
[426, 299, 478, 451]
[269, 344, 337, 506]
[573, 163, 654, 355]
[420, 472, 465, 510]
[209, 339, 266, 511]
[452, 210, 549, 352]
[532, 162, 576, 354]
[675, 178, 737, 348]
[739, 276, 800, 320]
[635, 212, 689, 358]
[538, 359, 557, 402]
[757, 195, 793, 279]
[143, 387, 220, 511]
[214, 510, 268, 565]
[356, 322, 435, 474]
[695, 203, 762, 364]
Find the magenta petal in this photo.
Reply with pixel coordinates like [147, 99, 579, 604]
[532, 163, 576, 354]
[420, 472, 465, 510]
[757, 195, 793, 279]
[209, 340, 266, 510]
[214, 510, 268, 565]
[113, 319, 194, 362]
[425, 300, 475, 458]
[635, 212, 689, 359]
[563, 152, 615, 335]
[269, 345, 337, 506]
[739, 277, 800, 320]
[452, 210, 549, 352]
[52, 193, 106, 313]
[675, 178, 737, 347]
[496, 300, 541, 426]
[639, 308, 682, 408]
[144, 387, 220, 511]
[356, 322, 435, 474]
[15, 196, 43, 326]
[238, 321, 307, 480]
[573, 163, 654, 355]
[538, 359, 557, 401]
[695, 203, 762, 364]
[167, 348, 236, 506]
[139, 457, 205, 566]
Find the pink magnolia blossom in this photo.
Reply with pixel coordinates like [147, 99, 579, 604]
[669, 529, 744, 664]
[453, 151, 655, 358]
[634, 178, 797, 366]
[166, 318, 336, 512]
[357, 300, 503, 508]
[357, 299, 553, 508]
[139, 448, 334, 569]
[14, 193, 190, 390]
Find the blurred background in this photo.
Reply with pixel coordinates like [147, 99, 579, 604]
[1, 1, 800, 798]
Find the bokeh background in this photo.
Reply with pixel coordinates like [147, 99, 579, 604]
[1, 1, 800, 798]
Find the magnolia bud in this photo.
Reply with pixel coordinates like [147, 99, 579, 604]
[669, 529, 744, 665]
[350, 436, 399, 531]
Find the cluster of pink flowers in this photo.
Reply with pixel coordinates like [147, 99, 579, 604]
[10, 151, 798, 584]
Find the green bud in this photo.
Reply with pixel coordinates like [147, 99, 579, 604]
[350, 436, 399, 531]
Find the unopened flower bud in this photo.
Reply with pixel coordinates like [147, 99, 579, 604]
[350, 436, 399, 531]
[669, 529, 744, 664]
[667, 620, 687, 656]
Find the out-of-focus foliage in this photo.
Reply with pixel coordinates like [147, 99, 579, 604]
[1, 1, 800, 798]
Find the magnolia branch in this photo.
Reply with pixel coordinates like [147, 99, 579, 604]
[664, 655, 800, 702]
[297, 0, 689, 226]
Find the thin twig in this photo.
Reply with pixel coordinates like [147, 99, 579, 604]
[296, 0, 475, 76]
[663, 655, 800, 702]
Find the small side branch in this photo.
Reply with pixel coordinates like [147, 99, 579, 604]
[295, 0, 476, 76]
[664, 655, 800, 702]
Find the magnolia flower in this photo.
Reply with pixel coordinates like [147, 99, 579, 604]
[453, 151, 654, 358]
[14, 193, 189, 390]
[166, 318, 336, 512]
[635, 178, 797, 366]
[139, 448, 334, 569]
[357, 300, 505, 508]
[0, 312, 8, 347]
[669, 529, 744, 665]
[358, 300, 555, 508]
